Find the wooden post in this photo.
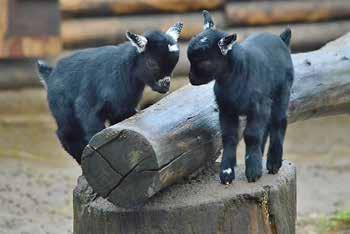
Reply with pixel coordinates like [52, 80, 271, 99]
[82, 34, 350, 208]
[0, 0, 61, 59]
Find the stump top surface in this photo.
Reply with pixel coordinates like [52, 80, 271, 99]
[75, 161, 295, 211]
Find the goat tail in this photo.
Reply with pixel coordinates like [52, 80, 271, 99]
[280, 28, 292, 47]
[37, 60, 53, 88]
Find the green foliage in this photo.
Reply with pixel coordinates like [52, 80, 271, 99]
[318, 211, 350, 233]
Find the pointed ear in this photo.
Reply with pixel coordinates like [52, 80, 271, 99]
[203, 10, 215, 30]
[166, 22, 184, 42]
[126, 32, 148, 53]
[218, 34, 237, 55]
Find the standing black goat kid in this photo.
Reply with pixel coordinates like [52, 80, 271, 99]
[37, 22, 183, 164]
[187, 11, 293, 184]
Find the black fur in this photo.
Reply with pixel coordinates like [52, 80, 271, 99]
[37, 28, 182, 164]
[187, 11, 294, 184]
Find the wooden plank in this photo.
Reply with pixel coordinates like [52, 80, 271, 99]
[81, 33, 350, 208]
[62, 17, 350, 51]
[0, 37, 61, 59]
[61, 12, 226, 48]
[225, 0, 350, 26]
[0, 59, 41, 89]
[60, 0, 224, 17]
[7, 0, 60, 36]
[0, 0, 9, 39]
[0, 0, 61, 58]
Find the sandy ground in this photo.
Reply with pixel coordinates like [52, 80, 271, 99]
[0, 89, 349, 234]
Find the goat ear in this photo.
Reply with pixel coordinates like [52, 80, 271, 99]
[218, 34, 237, 55]
[166, 22, 184, 42]
[126, 32, 148, 53]
[203, 10, 215, 30]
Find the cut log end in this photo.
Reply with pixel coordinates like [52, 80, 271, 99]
[74, 161, 296, 234]
[81, 127, 159, 207]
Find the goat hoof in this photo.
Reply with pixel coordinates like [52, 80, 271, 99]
[245, 166, 262, 183]
[220, 168, 235, 185]
[267, 159, 282, 174]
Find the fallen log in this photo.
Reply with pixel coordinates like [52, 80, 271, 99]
[60, 0, 224, 17]
[225, 0, 350, 26]
[82, 33, 350, 208]
[61, 12, 226, 48]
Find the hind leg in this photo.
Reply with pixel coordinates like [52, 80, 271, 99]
[244, 96, 271, 182]
[267, 91, 290, 174]
[49, 97, 87, 164]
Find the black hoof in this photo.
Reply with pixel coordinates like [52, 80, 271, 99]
[245, 165, 262, 183]
[220, 168, 235, 185]
[267, 159, 282, 174]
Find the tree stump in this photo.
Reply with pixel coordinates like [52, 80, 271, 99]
[74, 161, 296, 234]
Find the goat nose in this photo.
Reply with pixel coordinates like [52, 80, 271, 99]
[162, 76, 171, 86]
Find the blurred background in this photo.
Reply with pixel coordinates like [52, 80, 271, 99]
[0, 0, 349, 233]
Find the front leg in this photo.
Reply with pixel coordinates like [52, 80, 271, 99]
[109, 109, 137, 125]
[75, 98, 105, 143]
[244, 98, 271, 182]
[219, 111, 239, 185]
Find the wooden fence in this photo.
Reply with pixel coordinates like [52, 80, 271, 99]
[60, 0, 350, 52]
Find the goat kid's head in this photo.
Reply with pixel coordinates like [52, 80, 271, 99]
[187, 11, 237, 86]
[126, 22, 183, 94]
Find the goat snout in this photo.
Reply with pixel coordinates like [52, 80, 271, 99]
[159, 76, 171, 88]
[151, 76, 171, 94]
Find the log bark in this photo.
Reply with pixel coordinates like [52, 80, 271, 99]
[74, 161, 296, 234]
[61, 0, 224, 17]
[225, 0, 350, 26]
[61, 12, 226, 48]
[81, 33, 350, 208]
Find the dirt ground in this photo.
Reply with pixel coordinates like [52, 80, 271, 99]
[0, 89, 349, 234]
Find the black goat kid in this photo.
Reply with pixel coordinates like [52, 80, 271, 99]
[37, 22, 183, 164]
[187, 11, 293, 184]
